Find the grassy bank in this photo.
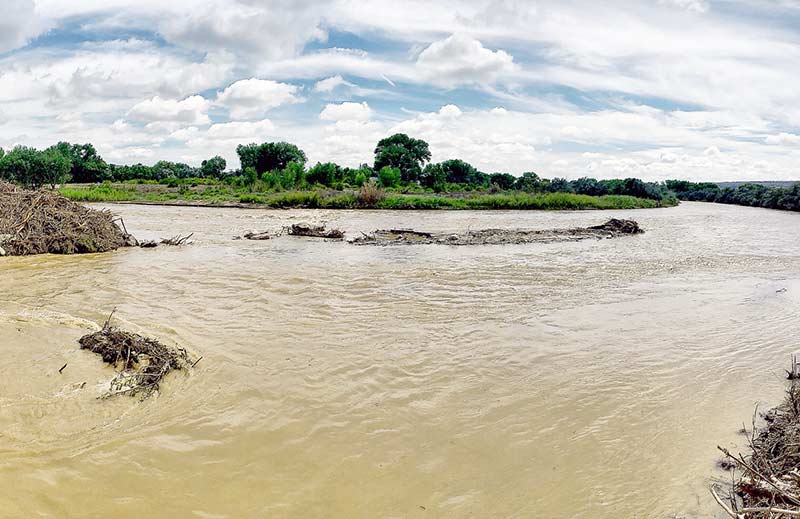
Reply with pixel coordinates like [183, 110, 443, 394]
[60, 183, 675, 210]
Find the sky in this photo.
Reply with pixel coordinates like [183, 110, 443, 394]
[1, 0, 800, 181]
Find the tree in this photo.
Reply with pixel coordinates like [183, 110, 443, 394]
[421, 163, 447, 192]
[280, 161, 305, 189]
[489, 173, 516, 190]
[54, 142, 108, 183]
[439, 159, 479, 185]
[306, 162, 339, 186]
[254, 142, 307, 174]
[374, 134, 431, 183]
[236, 143, 260, 171]
[547, 177, 572, 193]
[377, 166, 401, 188]
[515, 172, 547, 192]
[41, 146, 73, 188]
[200, 156, 227, 178]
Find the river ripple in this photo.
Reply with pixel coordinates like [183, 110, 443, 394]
[1, 201, 798, 518]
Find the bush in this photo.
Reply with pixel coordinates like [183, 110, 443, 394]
[357, 180, 386, 208]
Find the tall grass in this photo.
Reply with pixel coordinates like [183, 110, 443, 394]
[59, 185, 138, 202]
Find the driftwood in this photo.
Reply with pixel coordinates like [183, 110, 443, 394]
[243, 231, 272, 240]
[713, 358, 800, 518]
[351, 219, 644, 246]
[79, 310, 190, 399]
[0, 181, 134, 256]
[161, 233, 193, 246]
[287, 223, 344, 240]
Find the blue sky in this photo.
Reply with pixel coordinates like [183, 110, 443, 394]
[2, 0, 800, 181]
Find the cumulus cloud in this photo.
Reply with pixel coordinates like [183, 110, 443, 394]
[416, 34, 517, 87]
[319, 102, 372, 121]
[0, 0, 51, 53]
[159, 0, 327, 61]
[216, 78, 301, 119]
[127, 95, 210, 124]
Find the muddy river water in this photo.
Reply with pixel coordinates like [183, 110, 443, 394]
[1, 201, 799, 518]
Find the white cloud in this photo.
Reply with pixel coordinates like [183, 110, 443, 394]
[0, 0, 51, 53]
[765, 132, 800, 145]
[313, 75, 350, 92]
[216, 78, 301, 119]
[416, 34, 517, 87]
[319, 102, 372, 121]
[205, 119, 276, 141]
[127, 95, 210, 124]
[158, 0, 327, 61]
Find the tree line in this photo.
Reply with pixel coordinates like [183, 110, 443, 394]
[666, 180, 800, 212]
[2, 133, 673, 202]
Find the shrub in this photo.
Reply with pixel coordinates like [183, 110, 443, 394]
[357, 180, 386, 208]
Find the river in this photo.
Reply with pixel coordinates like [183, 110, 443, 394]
[1, 201, 798, 518]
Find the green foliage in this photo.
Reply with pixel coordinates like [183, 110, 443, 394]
[667, 180, 800, 211]
[374, 133, 431, 182]
[200, 156, 227, 178]
[306, 162, 340, 186]
[243, 167, 258, 192]
[238, 142, 307, 174]
[0, 145, 73, 189]
[377, 166, 401, 188]
[59, 185, 137, 202]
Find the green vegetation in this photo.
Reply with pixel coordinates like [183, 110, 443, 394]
[4, 133, 680, 211]
[59, 181, 664, 211]
[667, 180, 800, 211]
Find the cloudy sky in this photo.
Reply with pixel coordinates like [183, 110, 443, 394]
[2, 0, 800, 180]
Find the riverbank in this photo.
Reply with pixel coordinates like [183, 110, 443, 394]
[59, 183, 676, 210]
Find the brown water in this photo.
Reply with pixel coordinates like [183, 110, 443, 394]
[1, 202, 799, 519]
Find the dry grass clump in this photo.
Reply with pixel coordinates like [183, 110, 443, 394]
[357, 179, 386, 208]
[0, 181, 133, 256]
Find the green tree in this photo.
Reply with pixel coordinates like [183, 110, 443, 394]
[439, 159, 480, 185]
[200, 156, 227, 178]
[489, 173, 516, 190]
[41, 146, 73, 188]
[515, 172, 547, 192]
[420, 163, 446, 192]
[374, 134, 431, 183]
[547, 177, 572, 193]
[280, 161, 305, 189]
[377, 166, 401, 188]
[55, 142, 108, 183]
[254, 142, 307, 174]
[236, 143, 260, 171]
[306, 162, 339, 186]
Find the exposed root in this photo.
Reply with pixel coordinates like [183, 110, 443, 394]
[351, 219, 644, 246]
[161, 233, 193, 246]
[713, 359, 800, 518]
[79, 311, 190, 399]
[286, 223, 344, 240]
[0, 181, 134, 256]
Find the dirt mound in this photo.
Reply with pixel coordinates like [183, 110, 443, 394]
[713, 361, 800, 518]
[79, 315, 190, 398]
[351, 219, 645, 246]
[0, 181, 134, 256]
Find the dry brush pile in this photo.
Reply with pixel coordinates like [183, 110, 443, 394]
[714, 361, 800, 518]
[79, 312, 192, 399]
[0, 181, 134, 256]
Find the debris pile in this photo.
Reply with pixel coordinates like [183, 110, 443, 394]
[79, 313, 190, 398]
[713, 359, 800, 518]
[287, 223, 345, 240]
[0, 181, 135, 256]
[351, 219, 644, 246]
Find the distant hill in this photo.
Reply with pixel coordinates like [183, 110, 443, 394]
[716, 181, 799, 189]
